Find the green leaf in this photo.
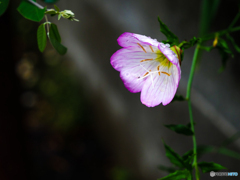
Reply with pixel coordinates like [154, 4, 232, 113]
[199, 0, 221, 36]
[37, 23, 47, 52]
[182, 145, 213, 160]
[17, 0, 46, 22]
[158, 165, 177, 173]
[171, 95, 185, 102]
[0, 0, 9, 16]
[49, 23, 67, 55]
[163, 141, 185, 168]
[54, 4, 60, 12]
[180, 37, 201, 50]
[158, 169, 190, 180]
[226, 34, 240, 53]
[41, 0, 59, 3]
[199, 45, 213, 52]
[198, 162, 226, 173]
[217, 38, 233, 72]
[49, 36, 67, 55]
[58, 13, 61, 20]
[183, 145, 240, 161]
[165, 124, 193, 136]
[217, 147, 240, 159]
[158, 17, 179, 45]
[49, 23, 61, 42]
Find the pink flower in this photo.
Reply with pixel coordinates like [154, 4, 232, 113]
[111, 32, 181, 107]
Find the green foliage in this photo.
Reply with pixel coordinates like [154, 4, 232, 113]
[199, 45, 213, 52]
[37, 23, 47, 52]
[179, 37, 201, 50]
[198, 162, 226, 173]
[54, 4, 60, 12]
[158, 169, 191, 180]
[199, 0, 221, 36]
[17, 0, 46, 22]
[158, 17, 179, 45]
[226, 34, 240, 53]
[41, 0, 59, 3]
[45, 8, 79, 21]
[217, 147, 240, 159]
[0, 0, 9, 16]
[163, 141, 186, 168]
[172, 95, 185, 102]
[216, 38, 234, 72]
[49, 23, 61, 42]
[49, 23, 67, 55]
[158, 165, 177, 173]
[182, 145, 240, 161]
[165, 124, 193, 136]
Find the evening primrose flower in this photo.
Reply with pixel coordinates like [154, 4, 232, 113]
[110, 32, 182, 107]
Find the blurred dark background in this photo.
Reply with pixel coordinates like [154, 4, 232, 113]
[0, 0, 240, 180]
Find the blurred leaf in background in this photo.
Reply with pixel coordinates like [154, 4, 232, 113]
[0, 0, 9, 16]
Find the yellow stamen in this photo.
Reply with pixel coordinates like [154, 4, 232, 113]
[137, 43, 147, 53]
[149, 45, 154, 52]
[213, 36, 218, 47]
[161, 72, 170, 76]
[140, 58, 153, 62]
[158, 72, 160, 76]
[143, 72, 149, 77]
[157, 65, 160, 71]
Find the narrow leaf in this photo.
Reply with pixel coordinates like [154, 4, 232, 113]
[199, 45, 213, 52]
[54, 4, 60, 12]
[37, 24, 47, 52]
[17, 0, 46, 22]
[49, 23, 61, 42]
[49, 24, 67, 55]
[217, 147, 240, 159]
[0, 0, 9, 16]
[198, 162, 226, 173]
[183, 145, 240, 161]
[165, 124, 193, 136]
[158, 165, 177, 173]
[226, 34, 240, 53]
[58, 13, 61, 20]
[158, 169, 190, 180]
[158, 17, 178, 45]
[49, 36, 67, 55]
[217, 38, 233, 72]
[163, 141, 185, 168]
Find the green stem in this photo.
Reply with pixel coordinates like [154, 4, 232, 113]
[186, 45, 200, 180]
[201, 26, 240, 41]
[229, 10, 240, 29]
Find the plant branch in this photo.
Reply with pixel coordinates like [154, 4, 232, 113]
[28, 0, 44, 9]
[186, 45, 200, 180]
[201, 26, 240, 42]
[229, 10, 240, 29]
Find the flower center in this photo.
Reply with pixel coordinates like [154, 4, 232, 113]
[155, 50, 173, 69]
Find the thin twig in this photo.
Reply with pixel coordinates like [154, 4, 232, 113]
[28, 0, 44, 9]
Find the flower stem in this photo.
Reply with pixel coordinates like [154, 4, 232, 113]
[201, 26, 240, 42]
[186, 45, 200, 180]
[229, 10, 240, 29]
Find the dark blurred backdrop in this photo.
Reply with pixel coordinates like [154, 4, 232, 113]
[0, 0, 240, 180]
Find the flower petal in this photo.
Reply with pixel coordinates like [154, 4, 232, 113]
[111, 46, 158, 71]
[158, 43, 179, 65]
[140, 63, 180, 107]
[117, 32, 160, 48]
[120, 61, 159, 93]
